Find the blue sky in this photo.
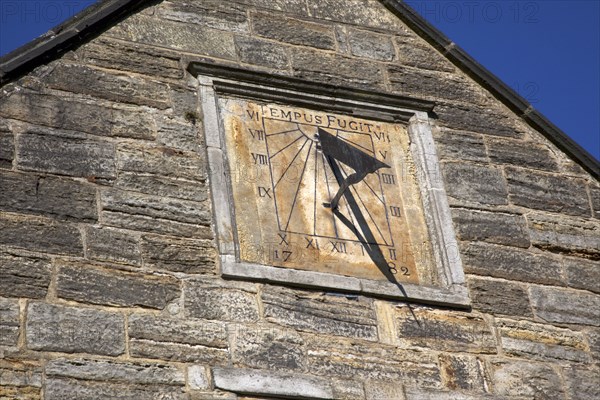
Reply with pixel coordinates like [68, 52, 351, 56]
[1, 0, 598, 160]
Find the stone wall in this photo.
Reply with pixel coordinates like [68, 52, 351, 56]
[0, 0, 598, 399]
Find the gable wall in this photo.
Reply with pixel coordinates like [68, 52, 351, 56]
[0, 1, 598, 399]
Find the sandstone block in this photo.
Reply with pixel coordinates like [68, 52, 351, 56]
[0, 360, 43, 389]
[490, 358, 564, 398]
[462, 242, 563, 286]
[16, 129, 116, 179]
[253, 13, 336, 50]
[563, 257, 599, 293]
[563, 365, 600, 400]
[388, 66, 485, 105]
[306, 0, 408, 32]
[213, 367, 334, 399]
[527, 212, 599, 258]
[78, 37, 183, 79]
[115, 172, 208, 202]
[231, 325, 306, 371]
[262, 286, 378, 341]
[184, 278, 260, 322]
[441, 162, 508, 205]
[188, 365, 210, 390]
[393, 306, 496, 353]
[0, 298, 20, 346]
[0, 251, 51, 299]
[404, 388, 509, 400]
[128, 314, 228, 363]
[505, 167, 590, 216]
[0, 92, 156, 139]
[156, 117, 201, 152]
[141, 234, 216, 274]
[348, 28, 395, 61]
[433, 130, 488, 163]
[46, 63, 171, 109]
[56, 263, 180, 309]
[85, 226, 142, 266]
[45, 358, 185, 386]
[451, 209, 530, 248]
[292, 48, 384, 89]
[26, 302, 125, 355]
[45, 378, 187, 400]
[590, 185, 600, 219]
[0, 119, 13, 168]
[530, 285, 600, 326]
[487, 138, 558, 171]
[467, 276, 532, 317]
[439, 354, 487, 392]
[235, 36, 290, 70]
[0, 171, 97, 221]
[157, 0, 249, 33]
[332, 378, 365, 400]
[585, 328, 600, 361]
[364, 380, 405, 400]
[108, 14, 236, 60]
[0, 214, 83, 256]
[395, 36, 456, 72]
[435, 104, 524, 139]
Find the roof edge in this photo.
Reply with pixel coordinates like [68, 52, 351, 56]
[381, 0, 599, 179]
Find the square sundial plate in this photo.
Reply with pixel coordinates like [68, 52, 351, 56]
[192, 63, 469, 308]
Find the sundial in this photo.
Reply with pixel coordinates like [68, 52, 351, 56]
[219, 98, 431, 284]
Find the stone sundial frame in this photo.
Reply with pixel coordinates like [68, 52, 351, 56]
[189, 61, 469, 308]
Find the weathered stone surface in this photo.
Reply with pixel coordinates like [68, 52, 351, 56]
[78, 37, 183, 79]
[462, 242, 563, 286]
[0, 214, 83, 256]
[332, 378, 365, 400]
[563, 257, 599, 293]
[306, 0, 408, 32]
[451, 209, 530, 248]
[253, 13, 336, 50]
[128, 314, 228, 363]
[393, 306, 496, 353]
[45, 378, 187, 400]
[505, 167, 591, 216]
[46, 63, 171, 109]
[0, 360, 43, 390]
[235, 36, 290, 69]
[590, 185, 600, 219]
[0, 171, 97, 221]
[467, 276, 532, 317]
[188, 365, 210, 390]
[527, 212, 600, 258]
[158, 0, 249, 33]
[0, 251, 51, 299]
[395, 36, 456, 72]
[404, 388, 511, 400]
[0, 298, 20, 346]
[530, 285, 600, 326]
[117, 143, 206, 182]
[433, 130, 488, 163]
[497, 318, 590, 363]
[490, 359, 564, 398]
[563, 365, 600, 400]
[56, 263, 180, 309]
[262, 286, 378, 340]
[348, 28, 395, 61]
[585, 328, 600, 361]
[487, 138, 559, 171]
[388, 66, 486, 105]
[0, 92, 156, 139]
[16, 129, 116, 179]
[157, 117, 201, 152]
[46, 358, 185, 385]
[0, 119, 13, 168]
[108, 14, 236, 60]
[435, 103, 524, 138]
[364, 380, 405, 400]
[185, 278, 259, 322]
[26, 302, 125, 355]
[85, 226, 141, 266]
[231, 325, 306, 371]
[441, 162, 508, 205]
[0, 386, 40, 400]
[307, 337, 442, 387]
[115, 172, 208, 202]
[439, 354, 486, 392]
[141, 235, 216, 274]
[292, 48, 384, 89]
[213, 367, 334, 399]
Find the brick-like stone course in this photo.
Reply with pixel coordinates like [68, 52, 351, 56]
[467, 276, 532, 317]
[252, 13, 336, 50]
[0, 298, 20, 346]
[85, 226, 142, 266]
[451, 209, 530, 248]
[0, 118, 13, 168]
[185, 278, 260, 322]
[442, 162, 508, 205]
[529, 285, 600, 326]
[0, 251, 52, 299]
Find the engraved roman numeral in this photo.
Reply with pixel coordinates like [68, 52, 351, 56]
[249, 129, 265, 140]
[252, 153, 268, 165]
[246, 110, 260, 121]
[258, 187, 272, 198]
[278, 233, 289, 246]
[390, 206, 402, 217]
[330, 241, 347, 253]
[382, 173, 395, 185]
